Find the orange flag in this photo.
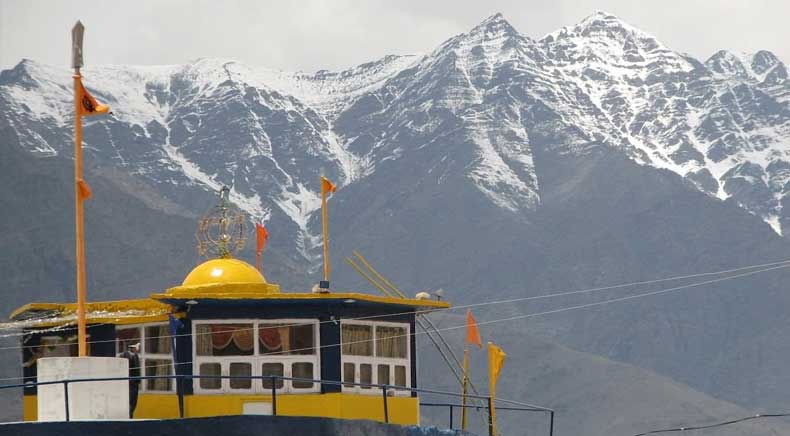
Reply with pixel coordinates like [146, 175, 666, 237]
[466, 309, 482, 348]
[77, 179, 92, 201]
[255, 223, 269, 255]
[76, 77, 110, 117]
[321, 176, 336, 195]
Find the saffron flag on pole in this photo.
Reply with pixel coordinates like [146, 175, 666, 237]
[321, 176, 336, 195]
[466, 309, 482, 348]
[77, 179, 92, 201]
[76, 77, 110, 117]
[488, 342, 506, 389]
[255, 223, 269, 255]
[488, 341, 507, 436]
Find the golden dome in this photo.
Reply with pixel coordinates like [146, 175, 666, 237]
[182, 258, 266, 287]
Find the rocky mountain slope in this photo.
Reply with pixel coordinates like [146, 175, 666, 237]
[2, 10, 790, 434]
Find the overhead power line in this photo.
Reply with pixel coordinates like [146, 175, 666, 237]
[0, 263, 786, 383]
[633, 413, 790, 435]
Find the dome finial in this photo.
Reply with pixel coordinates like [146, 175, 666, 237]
[196, 185, 247, 259]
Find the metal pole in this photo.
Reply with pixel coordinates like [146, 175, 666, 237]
[382, 385, 389, 423]
[449, 405, 453, 429]
[549, 410, 555, 436]
[177, 374, 185, 418]
[271, 376, 277, 416]
[488, 397, 494, 436]
[64, 381, 70, 421]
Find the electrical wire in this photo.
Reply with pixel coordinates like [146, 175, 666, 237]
[633, 413, 790, 435]
[0, 263, 785, 384]
[3, 258, 788, 349]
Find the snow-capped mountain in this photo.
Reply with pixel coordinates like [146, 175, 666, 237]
[2, 11, 789, 250]
[6, 12, 790, 431]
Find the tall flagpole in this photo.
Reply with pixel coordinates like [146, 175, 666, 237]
[321, 182, 330, 282]
[72, 21, 88, 357]
[461, 344, 470, 430]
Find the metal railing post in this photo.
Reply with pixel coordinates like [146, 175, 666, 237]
[549, 410, 555, 436]
[271, 376, 277, 416]
[449, 404, 453, 429]
[63, 380, 70, 422]
[382, 385, 389, 423]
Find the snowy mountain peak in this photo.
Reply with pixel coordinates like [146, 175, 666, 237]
[706, 49, 788, 86]
[705, 50, 754, 79]
[468, 13, 519, 38]
[542, 11, 690, 71]
[751, 50, 781, 75]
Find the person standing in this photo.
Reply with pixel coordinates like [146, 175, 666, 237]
[119, 342, 141, 418]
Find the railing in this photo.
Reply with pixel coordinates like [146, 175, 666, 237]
[0, 374, 554, 436]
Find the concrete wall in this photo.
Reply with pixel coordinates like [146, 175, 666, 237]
[36, 357, 128, 421]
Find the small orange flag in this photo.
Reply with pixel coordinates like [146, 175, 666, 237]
[255, 223, 269, 255]
[321, 176, 336, 195]
[77, 179, 92, 201]
[76, 77, 110, 117]
[466, 309, 482, 348]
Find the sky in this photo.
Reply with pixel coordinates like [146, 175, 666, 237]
[1, 0, 789, 72]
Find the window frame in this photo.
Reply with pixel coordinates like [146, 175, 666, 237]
[340, 320, 411, 396]
[115, 322, 175, 393]
[192, 318, 320, 395]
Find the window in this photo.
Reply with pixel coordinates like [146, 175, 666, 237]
[199, 363, 221, 389]
[116, 323, 174, 393]
[261, 363, 284, 389]
[341, 321, 410, 396]
[341, 324, 372, 356]
[196, 324, 254, 356]
[116, 328, 140, 354]
[193, 319, 319, 394]
[376, 326, 407, 358]
[258, 323, 315, 355]
[229, 363, 252, 389]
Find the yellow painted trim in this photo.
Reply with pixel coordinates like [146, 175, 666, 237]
[10, 299, 185, 327]
[184, 393, 419, 424]
[25, 393, 420, 425]
[151, 291, 450, 309]
[23, 394, 36, 421]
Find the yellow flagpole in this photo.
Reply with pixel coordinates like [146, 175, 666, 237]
[461, 345, 470, 430]
[72, 21, 88, 357]
[74, 71, 87, 357]
[321, 181, 330, 282]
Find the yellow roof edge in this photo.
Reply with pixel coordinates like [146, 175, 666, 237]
[9, 298, 172, 320]
[150, 291, 451, 309]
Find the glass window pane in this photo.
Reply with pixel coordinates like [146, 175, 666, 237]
[144, 325, 171, 354]
[343, 362, 355, 387]
[341, 324, 373, 356]
[145, 359, 173, 391]
[261, 363, 284, 389]
[375, 326, 407, 358]
[196, 324, 254, 356]
[360, 363, 372, 389]
[395, 365, 407, 387]
[378, 365, 390, 385]
[292, 362, 314, 389]
[199, 363, 221, 389]
[116, 328, 141, 354]
[259, 323, 315, 356]
[229, 363, 252, 389]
